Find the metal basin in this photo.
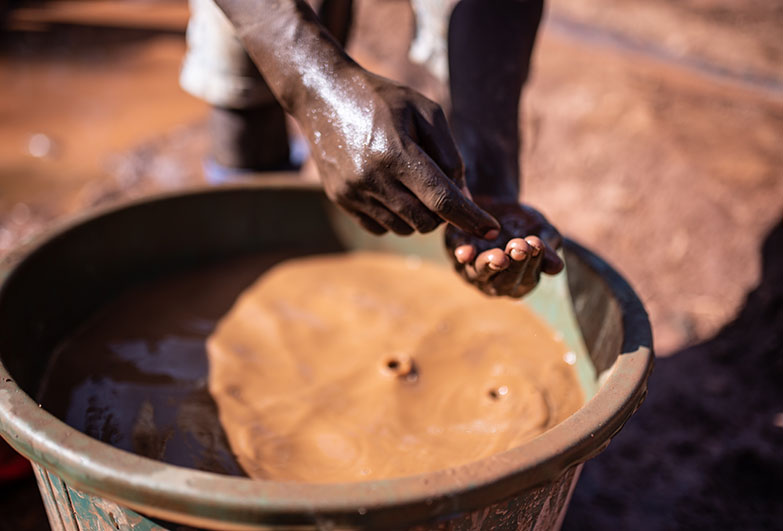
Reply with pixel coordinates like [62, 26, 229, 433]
[0, 182, 653, 530]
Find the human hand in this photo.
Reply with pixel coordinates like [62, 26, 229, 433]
[300, 71, 500, 238]
[444, 197, 564, 297]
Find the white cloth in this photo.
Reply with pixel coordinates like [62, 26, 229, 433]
[180, 0, 453, 108]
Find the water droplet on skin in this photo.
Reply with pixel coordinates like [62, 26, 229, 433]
[564, 351, 577, 365]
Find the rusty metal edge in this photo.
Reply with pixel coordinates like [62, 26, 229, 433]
[0, 185, 654, 529]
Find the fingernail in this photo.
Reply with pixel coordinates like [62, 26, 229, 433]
[455, 245, 475, 264]
[483, 229, 500, 240]
[510, 248, 527, 261]
[525, 238, 542, 256]
[486, 251, 509, 270]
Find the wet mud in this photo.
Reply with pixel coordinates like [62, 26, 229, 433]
[36, 252, 298, 476]
[1, 0, 781, 528]
[209, 252, 581, 481]
[36, 252, 581, 482]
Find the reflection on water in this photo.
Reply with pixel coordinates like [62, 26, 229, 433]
[37, 252, 298, 476]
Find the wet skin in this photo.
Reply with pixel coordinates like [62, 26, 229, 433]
[446, 198, 563, 296]
[446, 0, 562, 297]
[215, 0, 561, 295]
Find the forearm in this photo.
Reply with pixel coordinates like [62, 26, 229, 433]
[215, 0, 362, 121]
[447, 0, 544, 199]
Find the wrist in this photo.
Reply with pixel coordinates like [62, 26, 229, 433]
[216, 0, 363, 119]
[459, 136, 520, 200]
[450, 112, 521, 200]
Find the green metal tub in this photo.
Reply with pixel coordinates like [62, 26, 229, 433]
[0, 182, 652, 530]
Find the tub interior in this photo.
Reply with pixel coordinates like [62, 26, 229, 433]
[0, 186, 620, 426]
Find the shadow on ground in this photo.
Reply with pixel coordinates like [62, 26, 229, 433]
[565, 218, 783, 530]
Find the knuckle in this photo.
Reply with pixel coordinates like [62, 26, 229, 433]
[402, 204, 442, 234]
[326, 180, 354, 203]
[353, 172, 376, 192]
[430, 190, 455, 215]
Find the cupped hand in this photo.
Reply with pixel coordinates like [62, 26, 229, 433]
[301, 70, 500, 238]
[444, 198, 564, 297]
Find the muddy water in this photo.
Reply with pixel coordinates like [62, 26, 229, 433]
[38, 251, 582, 481]
[37, 252, 300, 476]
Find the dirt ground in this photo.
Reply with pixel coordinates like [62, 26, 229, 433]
[0, 0, 781, 529]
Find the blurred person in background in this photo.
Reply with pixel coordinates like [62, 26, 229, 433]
[181, 0, 564, 298]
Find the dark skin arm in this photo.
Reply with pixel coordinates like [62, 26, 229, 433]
[215, 0, 501, 239]
[445, 0, 563, 297]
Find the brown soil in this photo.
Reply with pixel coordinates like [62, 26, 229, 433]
[564, 219, 783, 529]
[0, 0, 781, 529]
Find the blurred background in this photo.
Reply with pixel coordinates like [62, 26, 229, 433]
[0, 0, 781, 529]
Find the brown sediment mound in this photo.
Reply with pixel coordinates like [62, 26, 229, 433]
[207, 252, 583, 482]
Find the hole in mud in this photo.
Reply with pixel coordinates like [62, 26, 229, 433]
[488, 386, 509, 400]
[384, 356, 418, 383]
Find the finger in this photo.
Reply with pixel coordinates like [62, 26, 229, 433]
[413, 105, 465, 188]
[354, 212, 388, 235]
[454, 244, 476, 264]
[523, 231, 563, 274]
[372, 185, 442, 233]
[540, 224, 563, 251]
[444, 224, 477, 263]
[334, 195, 389, 235]
[489, 240, 532, 295]
[542, 245, 565, 274]
[517, 236, 545, 289]
[399, 148, 499, 239]
[469, 248, 510, 282]
[525, 235, 544, 259]
[444, 222, 472, 251]
[505, 238, 532, 262]
[357, 200, 415, 235]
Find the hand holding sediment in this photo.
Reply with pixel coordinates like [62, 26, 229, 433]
[214, 0, 499, 239]
[306, 72, 500, 237]
[445, 198, 563, 297]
